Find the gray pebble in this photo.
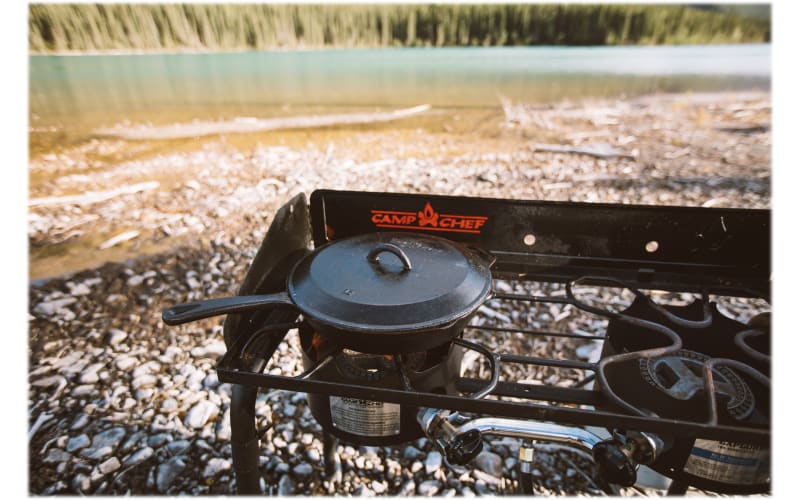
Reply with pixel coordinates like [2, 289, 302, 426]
[42, 480, 67, 495]
[79, 363, 103, 383]
[203, 340, 227, 357]
[203, 372, 219, 389]
[115, 355, 137, 371]
[186, 369, 206, 390]
[575, 342, 602, 361]
[160, 398, 179, 412]
[277, 474, 295, 496]
[72, 384, 97, 397]
[166, 440, 191, 455]
[425, 451, 442, 474]
[371, 480, 387, 494]
[306, 449, 321, 462]
[473, 450, 504, 477]
[203, 458, 231, 478]
[473, 469, 501, 486]
[127, 275, 144, 287]
[194, 439, 213, 451]
[81, 427, 126, 459]
[70, 413, 90, 430]
[68, 282, 92, 296]
[132, 361, 161, 378]
[122, 446, 154, 467]
[293, 463, 313, 479]
[185, 400, 219, 429]
[474, 480, 492, 495]
[216, 411, 231, 441]
[403, 445, 424, 460]
[399, 480, 416, 496]
[34, 297, 76, 316]
[66, 434, 91, 452]
[131, 374, 157, 390]
[43, 448, 72, 464]
[106, 329, 128, 347]
[147, 433, 171, 448]
[98, 457, 121, 475]
[119, 431, 144, 453]
[156, 457, 186, 493]
[71, 474, 91, 493]
[134, 388, 154, 401]
[417, 480, 441, 496]
[353, 484, 374, 496]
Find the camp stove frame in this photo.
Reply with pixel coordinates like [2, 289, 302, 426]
[217, 190, 770, 494]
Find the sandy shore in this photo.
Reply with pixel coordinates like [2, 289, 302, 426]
[28, 90, 770, 282]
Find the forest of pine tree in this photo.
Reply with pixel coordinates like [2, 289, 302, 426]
[28, 4, 771, 53]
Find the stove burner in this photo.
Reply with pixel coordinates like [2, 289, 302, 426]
[334, 350, 395, 382]
[641, 349, 755, 420]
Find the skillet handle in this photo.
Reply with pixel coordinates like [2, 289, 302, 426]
[162, 291, 296, 326]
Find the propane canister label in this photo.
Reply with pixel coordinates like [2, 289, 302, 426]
[329, 396, 401, 436]
[684, 439, 769, 484]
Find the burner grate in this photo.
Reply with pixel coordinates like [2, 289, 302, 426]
[217, 273, 769, 445]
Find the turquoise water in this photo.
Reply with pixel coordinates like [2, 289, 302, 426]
[29, 44, 770, 130]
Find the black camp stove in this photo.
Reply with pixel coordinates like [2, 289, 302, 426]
[163, 189, 770, 495]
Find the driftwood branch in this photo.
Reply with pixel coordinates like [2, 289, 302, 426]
[532, 143, 635, 160]
[96, 105, 432, 140]
[29, 181, 160, 208]
[715, 123, 769, 134]
[28, 181, 159, 207]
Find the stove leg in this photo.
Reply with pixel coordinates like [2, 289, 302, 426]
[323, 431, 342, 489]
[230, 384, 262, 495]
[666, 479, 689, 496]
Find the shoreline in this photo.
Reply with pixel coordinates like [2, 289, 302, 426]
[29, 41, 771, 57]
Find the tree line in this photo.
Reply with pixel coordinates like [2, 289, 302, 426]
[28, 3, 771, 53]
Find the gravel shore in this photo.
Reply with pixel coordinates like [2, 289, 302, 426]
[28, 91, 771, 495]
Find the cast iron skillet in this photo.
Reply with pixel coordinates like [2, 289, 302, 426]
[162, 232, 494, 354]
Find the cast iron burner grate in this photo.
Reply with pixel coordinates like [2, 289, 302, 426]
[217, 279, 769, 442]
[183, 190, 770, 494]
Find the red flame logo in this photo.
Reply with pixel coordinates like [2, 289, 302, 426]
[418, 202, 439, 227]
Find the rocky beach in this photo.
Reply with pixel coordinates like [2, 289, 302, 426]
[28, 91, 771, 495]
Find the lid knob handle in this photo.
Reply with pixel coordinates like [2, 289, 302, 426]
[367, 243, 413, 272]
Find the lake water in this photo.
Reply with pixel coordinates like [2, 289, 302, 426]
[29, 44, 770, 144]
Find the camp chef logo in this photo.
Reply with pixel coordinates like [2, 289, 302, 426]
[370, 202, 488, 234]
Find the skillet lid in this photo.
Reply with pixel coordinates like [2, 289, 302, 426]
[288, 232, 493, 332]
